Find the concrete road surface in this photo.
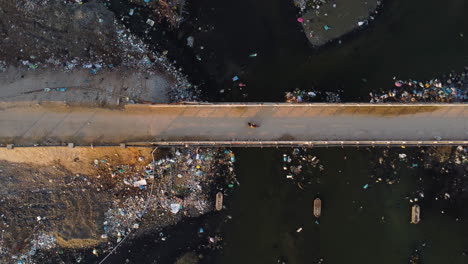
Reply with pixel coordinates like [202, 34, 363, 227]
[0, 103, 466, 146]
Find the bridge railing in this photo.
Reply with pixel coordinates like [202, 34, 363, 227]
[127, 140, 468, 147]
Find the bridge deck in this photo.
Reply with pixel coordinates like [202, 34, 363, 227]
[0, 103, 466, 147]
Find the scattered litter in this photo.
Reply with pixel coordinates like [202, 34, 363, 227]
[186, 36, 194, 48]
[370, 73, 468, 103]
[133, 179, 147, 188]
[286, 88, 342, 103]
[363, 184, 369, 189]
[232, 76, 239, 81]
[146, 19, 155, 27]
[296, 227, 303, 232]
[170, 203, 181, 214]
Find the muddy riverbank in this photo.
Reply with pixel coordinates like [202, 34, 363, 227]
[0, 0, 197, 103]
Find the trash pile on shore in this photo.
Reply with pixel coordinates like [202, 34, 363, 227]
[9, 232, 57, 264]
[285, 89, 342, 103]
[369, 72, 468, 103]
[1, 0, 198, 102]
[282, 148, 324, 187]
[113, 23, 198, 102]
[101, 148, 237, 246]
[0, 147, 237, 263]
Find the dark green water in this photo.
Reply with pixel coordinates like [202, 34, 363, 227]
[216, 148, 468, 264]
[188, 0, 468, 101]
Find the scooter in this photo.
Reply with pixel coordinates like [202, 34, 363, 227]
[247, 122, 258, 128]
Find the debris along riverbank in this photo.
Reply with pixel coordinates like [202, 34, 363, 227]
[293, 0, 382, 47]
[369, 69, 468, 103]
[287, 67, 468, 103]
[0, 0, 198, 103]
[0, 147, 237, 263]
[285, 88, 342, 103]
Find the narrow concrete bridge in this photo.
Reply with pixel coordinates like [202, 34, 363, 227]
[0, 103, 466, 147]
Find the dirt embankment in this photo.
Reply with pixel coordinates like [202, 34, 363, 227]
[0, 147, 153, 258]
[0, 146, 237, 263]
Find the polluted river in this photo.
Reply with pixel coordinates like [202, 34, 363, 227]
[105, 0, 468, 262]
[0, 0, 467, 263]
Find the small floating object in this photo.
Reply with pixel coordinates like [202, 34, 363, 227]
[215, 192, 223, 211]
[324, 25, 330, 31]
[297, 17, 304, 23]
[313, 198, 322, 218]
[363, 184, 369, 189]
[232, 76, 239, 81]
[411, 204, 420, 224]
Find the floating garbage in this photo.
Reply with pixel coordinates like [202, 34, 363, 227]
[370, 72, 468, 103]
[186, 36, 194, 47]
[285, 88, 342, 103]
[146, 19, 155, 27]
[232, 76, 239, 81]
[363, 184, 369, 189]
